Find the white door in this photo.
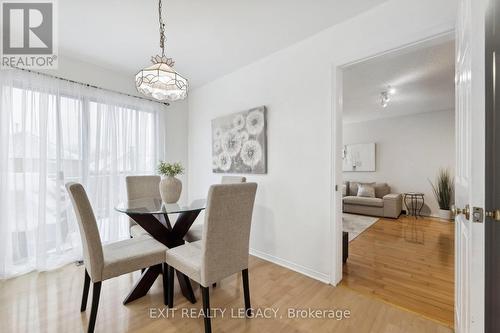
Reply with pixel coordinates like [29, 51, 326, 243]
[455, 0, 486, 332]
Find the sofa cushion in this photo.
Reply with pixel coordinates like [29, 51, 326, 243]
[343, 196, 384, 207]
[348, 182, 375, 196]
[342, 181, 349, 197]
[373, 183, 391, 198]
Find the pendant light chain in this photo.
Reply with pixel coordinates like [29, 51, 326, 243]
[158, 0, 166, 57]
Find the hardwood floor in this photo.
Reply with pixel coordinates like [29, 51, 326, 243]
[342, 215, 455, 328]
[0, 255, 452, 333]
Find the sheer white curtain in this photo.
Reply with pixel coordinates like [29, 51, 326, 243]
[0, 69, 166, 279]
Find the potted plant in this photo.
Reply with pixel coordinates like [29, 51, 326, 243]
[429, 168, 454, 220]
[157, 161, 184, 204]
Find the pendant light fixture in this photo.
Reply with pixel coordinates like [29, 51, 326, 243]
[135, 0, 188, 102]
[380, 85, 396, 108]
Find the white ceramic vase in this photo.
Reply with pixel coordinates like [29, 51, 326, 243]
[159, 176, 182, 204]
[439, 209, 453, 220]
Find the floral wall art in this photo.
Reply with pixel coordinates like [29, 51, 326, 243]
[212, 106, 267, 174]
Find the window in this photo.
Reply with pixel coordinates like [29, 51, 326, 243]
[0, 70, 164, 278]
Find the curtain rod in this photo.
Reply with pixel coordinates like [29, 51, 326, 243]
[8, 66, 170, 107]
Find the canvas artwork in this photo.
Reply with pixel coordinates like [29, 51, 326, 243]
[342, 143, 376, 172]
[212, 106, 267, 174]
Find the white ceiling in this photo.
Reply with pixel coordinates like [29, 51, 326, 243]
[59, 0, 388, 88]
[342, 38, 455, 124]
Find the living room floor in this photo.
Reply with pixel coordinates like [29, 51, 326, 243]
[342, 215, 455, 328]
[0, 255, 452, 333]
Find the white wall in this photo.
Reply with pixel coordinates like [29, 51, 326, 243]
[162, 99, 189, 202]
[343, 110, 455, 216]
[187, 0, 457, 282]
[41, 56, 190, 197]
[40, 56, 139, 96]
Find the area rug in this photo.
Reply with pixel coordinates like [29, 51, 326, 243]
[342, 213, 379, 242]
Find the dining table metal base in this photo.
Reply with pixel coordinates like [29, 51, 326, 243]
[123, 210, 201, 305]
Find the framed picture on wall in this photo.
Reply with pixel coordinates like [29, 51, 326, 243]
[211, 106, 267, 174]
[342, 143, 376, 172]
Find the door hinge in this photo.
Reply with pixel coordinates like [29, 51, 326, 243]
[472, 207, 484, 223]
[335, 185, 338, 191]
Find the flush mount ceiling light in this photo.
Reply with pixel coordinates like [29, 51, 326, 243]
[380, 85, 395, 108]
[135, 0, 188, 102]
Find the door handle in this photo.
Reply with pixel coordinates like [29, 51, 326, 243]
[486, 209, 500, 221]
[451, 204, 470, 220]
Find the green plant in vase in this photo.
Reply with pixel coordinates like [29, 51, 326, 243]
[429, 168, 454, 220]
[158, 161, 184, 203]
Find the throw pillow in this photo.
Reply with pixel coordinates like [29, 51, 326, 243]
[349, 181, 375, 196]
[357, 184, 375, 198]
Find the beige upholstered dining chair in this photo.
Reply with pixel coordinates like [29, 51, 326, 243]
[165, 182, 257, 333]
[126, 175, 161, 238]
[66, 182, 168, 333]
[184, 176, 246, 243]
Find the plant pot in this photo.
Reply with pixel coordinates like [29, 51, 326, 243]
[439, 209, 453, 220]
[159, 176, 182, 204]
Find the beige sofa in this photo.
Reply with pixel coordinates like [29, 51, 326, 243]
[342, 181, 402, 218]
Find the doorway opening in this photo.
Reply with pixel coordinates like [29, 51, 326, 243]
[334, 33, 456, 328]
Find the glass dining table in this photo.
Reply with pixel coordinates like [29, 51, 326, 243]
[115, 198, 206, 305]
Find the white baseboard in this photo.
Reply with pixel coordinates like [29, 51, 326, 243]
[249, 248, 330, 284]
[403, 212, 441, 219]
[414, 213, 452, 220]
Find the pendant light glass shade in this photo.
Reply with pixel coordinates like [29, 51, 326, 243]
[135, 0, 188, 102]
[135, 61, 188, 102]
